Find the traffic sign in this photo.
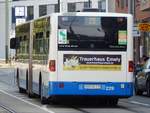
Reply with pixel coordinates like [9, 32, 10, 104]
[133, 26, 140, 37]
[138, 23, 150, 32]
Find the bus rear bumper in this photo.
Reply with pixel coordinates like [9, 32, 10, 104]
[48, 82, 133, 97]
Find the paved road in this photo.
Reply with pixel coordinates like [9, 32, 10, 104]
[0, 68, 150, 113]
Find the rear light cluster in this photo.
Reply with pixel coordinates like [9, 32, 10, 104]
[128, 61, 134, 72]
[49, 60, 55, 72]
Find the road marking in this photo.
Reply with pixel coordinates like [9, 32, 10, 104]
[130, 101, 150, 107]
[0, 103, 17, 113]
[0, 89, 55, 113]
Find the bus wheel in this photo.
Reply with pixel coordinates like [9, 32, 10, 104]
[19, 87, 26, 93]
[49, 96, 58, 105]
[41, 96, 48, 104]
[112, 98, 118, 106]
[28, 93, 34, 98]
[108, 98, 118, 106]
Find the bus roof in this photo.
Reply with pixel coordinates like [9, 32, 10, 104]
[16, 12, 132, 27]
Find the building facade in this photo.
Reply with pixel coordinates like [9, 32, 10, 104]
[115, 0, 150, 63]
[0, 0, 8, 59]
[0, 0, 115, 59]
[137, 0, 150, 60]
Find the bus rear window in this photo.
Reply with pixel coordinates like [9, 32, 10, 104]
[58, 16, 127, 51]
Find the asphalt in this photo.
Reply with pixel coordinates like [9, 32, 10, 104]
[0, 107, 10, 113]
[0, 90, 53, 113]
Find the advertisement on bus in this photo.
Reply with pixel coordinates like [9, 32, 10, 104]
[63, 54, 121, 71]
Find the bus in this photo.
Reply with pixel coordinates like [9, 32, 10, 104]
[10, 12, 133, 105]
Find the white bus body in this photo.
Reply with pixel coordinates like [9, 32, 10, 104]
[13, 12, 133, 104]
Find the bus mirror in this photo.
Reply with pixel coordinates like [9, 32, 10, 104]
[10, 38, 20, 49]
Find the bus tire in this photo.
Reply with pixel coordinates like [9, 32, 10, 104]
[112, 98, 118, 106]
[41, 97, 48, 104]
[19, 87, 27, 93]
[49, 96, 58, 105]
[28, 93, 34, 98]
[108, 98, 118, 106]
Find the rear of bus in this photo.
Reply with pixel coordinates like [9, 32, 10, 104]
[50, 13, 133, 99]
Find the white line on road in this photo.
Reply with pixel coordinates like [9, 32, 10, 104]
[130, 101, 150, 107]
[0, 89, 55, 113]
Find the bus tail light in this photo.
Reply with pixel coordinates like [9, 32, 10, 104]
[49, 60, 55, 72]
[128, 61, 134, 72]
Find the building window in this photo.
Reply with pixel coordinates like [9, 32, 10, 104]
[55, 4, 59, 12]
[121, 0, 125, 9]
[27, 6, 34, 21]
[39, 4, 56, 16]
[15, 6, 25, 17]
[47, 4, 55, 14]
[84, 2, 92, 8]
[117, 0, 120, 7]
[12, 7, 15, 24]
[144, 33, 150, 56]
[39, 5, 47, 17]
[126, 0, 128, 7]
[68, 3, 76, 12]
[98, 0, 106, 12]
[75, 2, 84, 12]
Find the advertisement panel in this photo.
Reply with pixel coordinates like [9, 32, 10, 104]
[63, 54, 121, 71]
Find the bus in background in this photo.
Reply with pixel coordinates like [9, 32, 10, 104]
[10, 12, 133, 105]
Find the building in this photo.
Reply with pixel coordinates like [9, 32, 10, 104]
[137, 0, 150, 60]
[0, 0, 115, 60]
[115, 0, 150, 63]
[0, 0, 7, 59]
[115, 0, 128, 13]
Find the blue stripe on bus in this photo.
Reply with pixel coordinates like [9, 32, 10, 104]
[48, 82, 133, 97]
[18, 79, 133, 97]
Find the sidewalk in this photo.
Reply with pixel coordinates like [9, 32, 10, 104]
[0, 60, 14, 68]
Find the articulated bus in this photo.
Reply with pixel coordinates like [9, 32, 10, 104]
[10, 12, 133, 105]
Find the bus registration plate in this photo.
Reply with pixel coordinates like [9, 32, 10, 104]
[84, 84, 101, 89]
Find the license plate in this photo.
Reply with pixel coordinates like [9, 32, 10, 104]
[84, 84, 101, 89]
